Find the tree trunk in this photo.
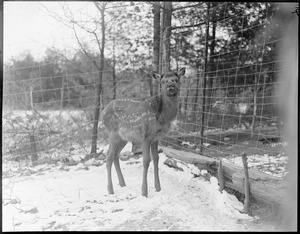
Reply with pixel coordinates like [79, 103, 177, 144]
[91, 5, 105, 155]
[148, 46, 153, 97]
[206, 4, 217, 126]
[152, 2, 160, 96]
[112, 36, 116, 100]
[200, 2, 210, 153]
[161, 2, 172, 74]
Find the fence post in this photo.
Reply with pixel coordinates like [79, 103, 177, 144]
[242, 153, 250, 214]
[29, 133, 38, 162]
[218, 158, 225, 192]
[29, 86, 38, 162]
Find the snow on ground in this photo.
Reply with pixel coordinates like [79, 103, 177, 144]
[224, 152, 288, 178]
[3, 143, 276, 231]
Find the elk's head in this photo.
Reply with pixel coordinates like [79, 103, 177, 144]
[153, 67, 186, 98]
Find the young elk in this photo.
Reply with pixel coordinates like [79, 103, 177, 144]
[101, 67, 186, 197]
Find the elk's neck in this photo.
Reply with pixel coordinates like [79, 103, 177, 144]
[158, 94, 178, 124]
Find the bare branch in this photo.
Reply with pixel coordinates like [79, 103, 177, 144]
[72, 24, 100, 70]
[41, 2, 103, 66]
[173, 3, 204, 11]
[92, 32, 103, 56]
[94, 2, 102, 12]
[171, 22, 206, 30]
[94, 2, 107, 13]
[32, 108, 56, 133]
[40, 3, 73, 30]
[70, 20, 103, 55]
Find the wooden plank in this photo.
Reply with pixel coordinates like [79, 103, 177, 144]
[160, 146, 287, 207]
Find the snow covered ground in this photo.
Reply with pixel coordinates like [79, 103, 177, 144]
[2, 143, 278, 231]
[224, 150, 288, 178]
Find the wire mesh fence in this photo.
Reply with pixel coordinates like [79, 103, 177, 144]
[159, 2, 287, 178]
[3, 59, 151, 167]
[3, 2, 288, 178]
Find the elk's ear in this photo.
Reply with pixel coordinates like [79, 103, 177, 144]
[152, 71, 161, 81]
[177, 67, 186, 77]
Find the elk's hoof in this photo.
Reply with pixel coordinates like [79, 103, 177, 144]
[141, 190, 148, 198]
[119, 181, 126, 187]
[107, 186, 114, 195]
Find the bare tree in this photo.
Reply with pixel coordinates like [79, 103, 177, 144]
[161, 2, 172, 74]
[42, 2, 108, 155]
[90, 2, 107, 155]
[206, 2, 217, 125]
[152, 2, 161, 96]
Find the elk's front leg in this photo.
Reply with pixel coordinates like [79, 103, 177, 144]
[151, 140, 161, 192]
[141, 140, 151, 197]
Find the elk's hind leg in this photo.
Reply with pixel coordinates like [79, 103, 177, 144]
[106, 134, 127, 194]
[113, 139, 127, 187]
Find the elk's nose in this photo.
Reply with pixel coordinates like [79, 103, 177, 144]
[167, 83, 175, 90]
[167, 80, 174, 86]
